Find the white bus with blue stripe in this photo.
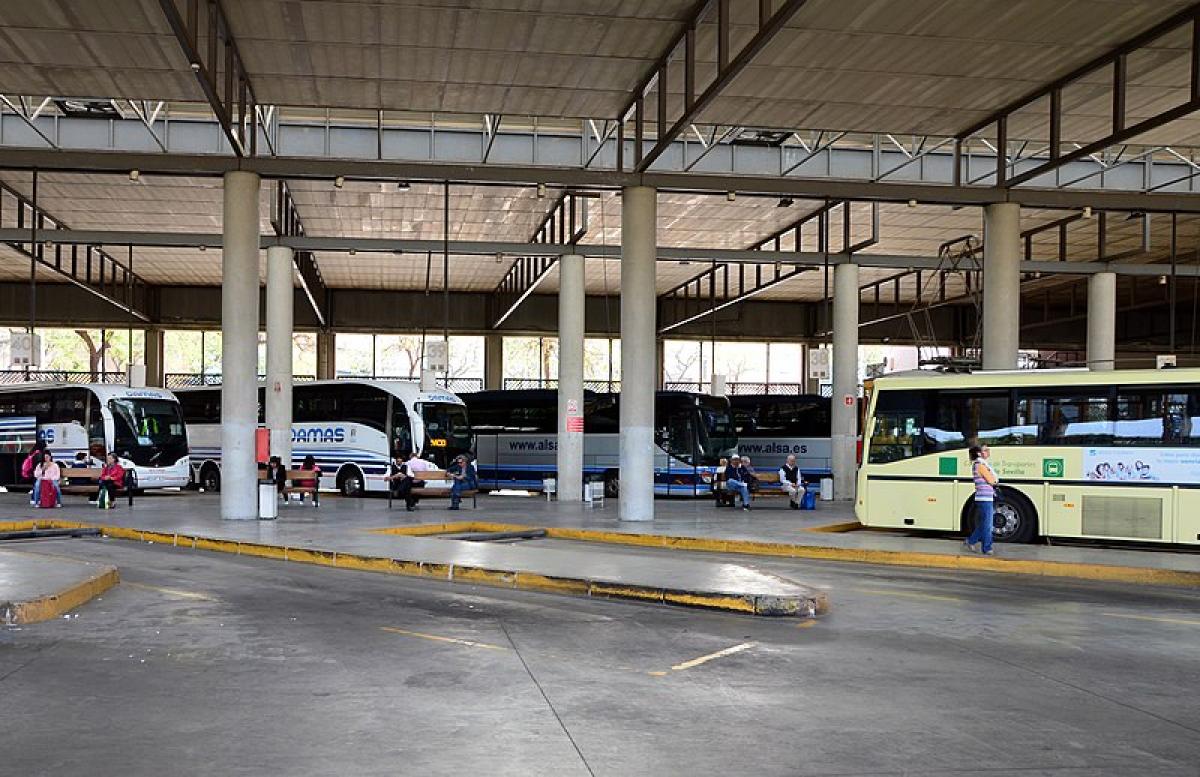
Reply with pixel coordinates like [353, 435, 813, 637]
[0, 383, 190, 489]
[175, 380, 471, 496]
[463, 389, 737, 497]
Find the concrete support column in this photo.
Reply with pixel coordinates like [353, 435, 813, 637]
[1087, 271, 1117, 371]
[557, 254, 585, 502]
[266, 246, 295, 466]
[316, 331, 335, 380]
[144, 328, 164, 388]
[982, 202, 1021, 370]
[619, 185, 656, 522]
[831, 262, 859, 501]
[220, 170, 261, 521]
[484, 333, 504, 390]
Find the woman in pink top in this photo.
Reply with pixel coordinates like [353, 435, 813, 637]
[34, 451, 63, 508]
[99, 452, 126, 509]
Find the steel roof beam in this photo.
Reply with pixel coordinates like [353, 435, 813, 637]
[633, 0, 810, 173]
[157, 0, 259, 156]
[957, 4, 1200, 187]
[0, 183, 152, 320]
[270, 180, 329, 327]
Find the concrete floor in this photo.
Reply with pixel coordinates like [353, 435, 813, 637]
[3, 536, 1199, 776]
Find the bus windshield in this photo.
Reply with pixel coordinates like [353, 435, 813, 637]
[695, 396, 737, 464]
[419, 402, 472, 465]
[108, 398, 188, 467]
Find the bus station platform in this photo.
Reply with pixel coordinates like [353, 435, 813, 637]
[2, 490, 1198, 590]
[0, 546, 119, 625]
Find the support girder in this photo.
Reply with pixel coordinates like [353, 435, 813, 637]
[270, 180, 329, 327]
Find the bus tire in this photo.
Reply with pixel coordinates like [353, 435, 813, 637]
[199, 463, 221, 493]
[962, 491, 1037, 544]
[338, 466, 365, 498]
[604, 473, 619, 499]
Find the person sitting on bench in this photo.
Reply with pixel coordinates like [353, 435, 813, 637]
[778, 453, 803, 510]
[447, 454, 477, 511]
[725, 454, 756, 511]
[296, 455, 321, 505]
[98, 452, 125, 509]
[385, 451, 420, 511]
[264, 456, 287, 500]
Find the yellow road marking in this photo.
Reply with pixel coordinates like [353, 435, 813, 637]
[1100, 612, 1200, 627]
[794, 620, 817, 629]
[853, 587, 965, 603]
[670, 641, 756, 671]
[124, 582, 216, 602]
[379, 626, 507, 651]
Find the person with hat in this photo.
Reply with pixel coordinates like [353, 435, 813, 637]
[725, 454, 756, 511]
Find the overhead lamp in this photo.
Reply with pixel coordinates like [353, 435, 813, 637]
[334, 176, 345, 189]
[1082, 206, 1092, 219]
[907, 199, 918, 208]
[189, 61, 201, 72]
[1032, 271, 1042, 279]
[129, 169, 140, 182]
[198, 244, 207, 252]
[349, 248, 357, 256]
[495, 252, 504, 264]
[726, 191, 736, 202]
[397, 181, 410, 191]
[777, 197, 794, 208]
[536, 182, 547, 199]
[1159, 274, 1168, 286]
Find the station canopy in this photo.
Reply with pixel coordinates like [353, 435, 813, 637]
[2, 0, 1200, 308]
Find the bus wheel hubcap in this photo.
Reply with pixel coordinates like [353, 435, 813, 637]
[993, 504, 1021, 540]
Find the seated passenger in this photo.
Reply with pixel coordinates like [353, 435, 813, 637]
[778, 453, 802, 510]
[724, 455, 756, 512]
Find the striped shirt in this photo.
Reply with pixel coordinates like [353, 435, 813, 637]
[972, 459, 997, 502]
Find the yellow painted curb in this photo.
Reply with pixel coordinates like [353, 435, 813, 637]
[803, 521, 867, 533]
[366, 519, 1200, 589]
[4, 565, 119, 625]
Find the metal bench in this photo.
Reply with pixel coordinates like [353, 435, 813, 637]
[388, 469, 478, 509]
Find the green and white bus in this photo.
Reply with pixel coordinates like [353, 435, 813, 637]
[856, 368, 1200, 546]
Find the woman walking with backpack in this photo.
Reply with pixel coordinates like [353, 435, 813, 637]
[964, 444, 998, 556]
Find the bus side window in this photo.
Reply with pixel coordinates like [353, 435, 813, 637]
[868, 391, 923, 464]
[87, 395, 105, 454]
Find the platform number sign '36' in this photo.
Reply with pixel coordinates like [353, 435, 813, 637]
[1043, 458, 1065, 478]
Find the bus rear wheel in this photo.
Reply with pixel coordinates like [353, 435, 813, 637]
[199, 464, 221, 493]
[992, 494, 1036, 543]
[338, 468, 364, 498]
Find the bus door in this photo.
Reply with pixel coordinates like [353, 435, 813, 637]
[656, 402, 694, 496]
[865, 392, 958, 530]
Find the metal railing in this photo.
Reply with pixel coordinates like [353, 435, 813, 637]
[164, 373, 317, 389]
[0, 370, 128, 385]
[663, 381, 809, 395]
[502, 378, 622, 392]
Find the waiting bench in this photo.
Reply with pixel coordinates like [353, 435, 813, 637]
[388, 469, 478, 509]
[262, 469, 321, 506]
[716, 471, 801, 507]
[60, 467, 136, 506]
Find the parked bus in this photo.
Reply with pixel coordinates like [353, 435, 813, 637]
[176, 380, 471, 496]
[0, 383, 190, 490]
[729, 394, 832, 480]
[463, 389, 737, 497]
[857, 368, 1200, 545]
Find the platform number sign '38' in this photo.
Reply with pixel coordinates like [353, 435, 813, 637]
[1043, 458, 1065, 478]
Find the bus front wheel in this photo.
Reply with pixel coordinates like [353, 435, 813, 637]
[338, 467, 365, 498]
[992, 493, 1036, 543]
[199, 464, 221, 493]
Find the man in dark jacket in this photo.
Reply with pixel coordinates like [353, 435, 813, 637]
[385, 451, 419, 511]
[725, 454, 756, 511]
[447, 454, 477, 510]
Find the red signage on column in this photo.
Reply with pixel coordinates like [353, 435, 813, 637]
[566, 417, 584, 433]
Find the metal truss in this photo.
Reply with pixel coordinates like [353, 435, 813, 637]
[108, 99, 168, 152]
[0, 181, 151, 320]
[628, 0, 810, 173]
[0, 95, 56, 147]
[658, 200, 879, 332]
[956, 5, 1200, 188]
[269, 181, 329, 327]
[156, 0, 262, 156]
[491, 192, 590, 328]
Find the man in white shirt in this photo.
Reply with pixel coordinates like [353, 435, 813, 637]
[778, 453, 802, 510]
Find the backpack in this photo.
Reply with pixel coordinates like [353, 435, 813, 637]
[20, 454, 35, 479]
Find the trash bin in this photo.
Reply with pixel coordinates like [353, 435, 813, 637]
[258, 482, 278, 520]
[820, 477, 834, 501]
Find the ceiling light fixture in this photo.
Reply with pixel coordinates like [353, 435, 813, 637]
[1082, 206, 1092, 219]
[1159, 274, 1168, 286]
[349, 248, 357, 256]
[907, 199, 917, 208]
[495, 252, 504, 264]
[334, 176, 345, 189]
[726, 191, 736, 202]
[198, 244, 207, 252]
[190, 61, 201, 72]
[777, 197, 794, 208]
[129, 169, 140, 182]
[536, 183, 547, 198]
[397, 181, 410, 191]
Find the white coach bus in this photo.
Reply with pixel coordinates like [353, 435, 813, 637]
[0, 382, 191, 490]
[176, 380, 471, 497]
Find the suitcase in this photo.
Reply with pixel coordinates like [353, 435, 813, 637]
[39, 481, 58, 508]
